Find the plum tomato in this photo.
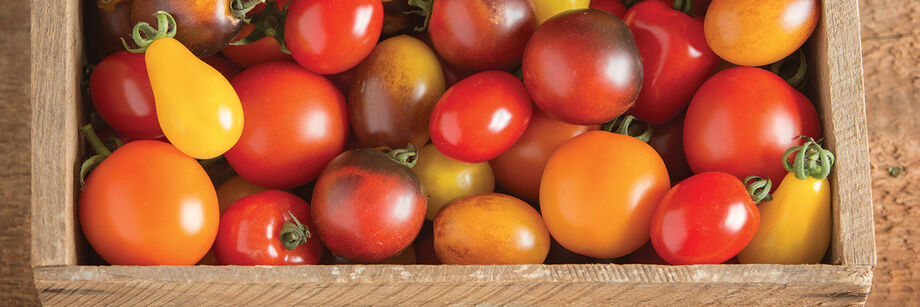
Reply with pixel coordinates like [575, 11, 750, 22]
[413, 144, 494, 220]
[522, 9, 643, 125]
[428, 0, 536, 72]
[704, 0, 819, 66]
[89, 51, 163, 141]
[285, 0, 383, 74]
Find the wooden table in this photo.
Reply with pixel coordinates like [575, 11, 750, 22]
[1, 1, 916, 305]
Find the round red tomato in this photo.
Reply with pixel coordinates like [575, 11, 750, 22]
[89, 51, 162, 140]
[624, 0, 718, 124]
[683, 67, 821, 186]
[589, 0, 626, 18]
[650, 172, 760, 265]
[225, 62, 348, 189]
[522, 9, 642, 125]
[428, 0, 536, 72]
[214, 190, 323, 265]
[430, 71, 533, 163]
[285, 0, 383, 74]
[80, 140, 219, 265]
[311, 148, 426, 263]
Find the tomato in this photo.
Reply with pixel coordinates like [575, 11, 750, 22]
[221, 24, 293, 68]
[428, 0, 536, 72]
[216, 175, 269, 212]
[540, 131, 670, 258]
[589, 0, 626, 19]
[434, 193, 550, 264]
[285, 0, 383, 74]
[430, 71, 533, 163]
[623, 0, 718, 124]
[414, 144, 494, 220]
[89, 51, 162, 140]
[79, 140, 219, 265]
[130, 0, 247, 57]
[704, 0, 819, 66]
[311, 148, 426, 262]
[225, 62, 348, 189]
[201, 54, 242, 80]
[522, 9, 642, 125]
[648, 116, 692, 184]
[490, 109, 595, 204]
[349, 35, 445, 149]
[214, 190, 323, 265]
[529, 0, 589, 25]
[649, 172, 760, 265]
[683, 67, 821, 186]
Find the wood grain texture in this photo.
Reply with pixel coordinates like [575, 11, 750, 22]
[34, 265, 872, 306]
[30, 0, 83, 267]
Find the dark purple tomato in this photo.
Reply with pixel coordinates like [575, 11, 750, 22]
[429, 0, 536, 72]
[131, 0, 245, 57]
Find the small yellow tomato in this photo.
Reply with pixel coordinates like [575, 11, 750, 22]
[530, 0, 589, 25]
[215, 175, 269, 212]
[413, 144, 494, 220]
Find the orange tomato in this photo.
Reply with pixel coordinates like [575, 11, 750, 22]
[79, 140, 219, 265]
[704, 0, 819, 66]
[434, 193, 550, 264]
[540, 131, 670, 258]
[216, 175, 269, 212]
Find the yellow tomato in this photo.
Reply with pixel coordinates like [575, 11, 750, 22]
[704, 0, 819, 66]
[530, 0, 589, 25]
[413, 144, 494, 220]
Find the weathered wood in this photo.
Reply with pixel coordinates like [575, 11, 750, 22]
[30, 0, 84, 267]
[34, 265, 873, 306]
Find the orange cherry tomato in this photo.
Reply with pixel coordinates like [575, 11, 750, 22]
[216, 175, 269, 212]
[704, 0, 819, 66]
[540, 131, 670, 258]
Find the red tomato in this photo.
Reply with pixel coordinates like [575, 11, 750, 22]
[311, 148, 426, 263]
[79, 140, 219, 265]
[201, 54, 242, 80]
[221, 24, 293, 68]
[430, 71, 533, 163]
[214, 190, 323, 265]
[522, 9, 642, 125]
[428, 0, 536, 71]
[589, 0, 626, 18]
[285, 0, 383, 74]
[624, 1, 718, 124]
[648, 116, 692, 184]
[225, 62, 348, 189]
[89, 51, 162, 140]
[683, 67, 821, 186]
[490, 109, 595, 203]
[649, 172, 760, 265]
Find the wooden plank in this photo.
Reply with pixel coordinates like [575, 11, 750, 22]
[30, 0, 83, 267]
[812, 0, 877, 267]
[34, 265, 872, 306]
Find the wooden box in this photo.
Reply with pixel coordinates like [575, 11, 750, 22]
[30, 0, 875, 305]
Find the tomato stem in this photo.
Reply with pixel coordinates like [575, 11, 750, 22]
[406, 0, 433, 31]
[601, 115, 653, 142]
[769, 49, 807, 90]
[230, 0, 292, 55]
[279, 211, 311, 251]
[672, 0, 696, 16]
[78, 124, 113, 189]
[782, 136, 835, 180]
[743, 176, 773, 204]
[387, 143, 419, 169]
[121, 11, 178, 53]
[231, 0, 267, 20]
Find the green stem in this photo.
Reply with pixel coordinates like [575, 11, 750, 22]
[601, 115, 653, 142]
[782, 136, 835, 180]
[769, 49, 807, 90]
[231, 0, 267, 20]
[673, 0, 695, 16]
[743, 176, 773, 204]
[80, 124, 111, 156]
[407, 0, 433, 31]
[387, 143, 419, 169]
[121, 11, 178, 53]
[230, 0, 291, 55]
[279, 211, 311, 250]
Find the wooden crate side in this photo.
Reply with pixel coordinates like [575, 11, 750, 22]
[815, 0, 876, 266]
[30, 0, 83, 267]
[34, 265, 871, 306]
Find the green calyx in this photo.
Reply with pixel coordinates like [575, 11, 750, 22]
[783, 136, 836, 180]
[387, 143, 419, 169]
[602, 115, 654, 143]
[672, 0, 696, 16]
[744, 175, 773, 204]
[279, 211, 311, 251]
[121, 11, 178, 53]
[230, 0, 268, 20]
[78, 124, 115, 189]
[769, 49, 808, 90]
[406, 0, 433, 31]
[230, 0, 292, 55]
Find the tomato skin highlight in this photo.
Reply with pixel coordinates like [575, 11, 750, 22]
[428, 0, 536, 72]
[650, 172, 760, 265]
[683, 67, 821, 186]
[79, 140, 219, 265]
[225, 62, 348, 189]
[285, 0, 384, 74]
[430, 71, 533, 163]
[90, 51, 163, 141]
[704, 0, 819, 66]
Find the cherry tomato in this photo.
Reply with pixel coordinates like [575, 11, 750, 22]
[221, 24, 293, 68]
[541, 131, 670, 258]
[130, 0, 246, 57]
[624, 0, 718, 124]
[523, 9, 642, 125]
[430, 71, 533, 163]
[89, 51, 162, 141]
[413, 144, 494, 220]
[202, 54, 242, 80]
[428, 0, 536, 72]
[704, 0, 819, 66]
[683, 67, 821, 186]
[225, 62, 348, 189]
[648, 116, 692, 184]
[434, 193, 550, 264]
[80, 140, 219, 265]
[649, 172, 760, 265]
[349, 35, 445, 149]
[589, 0, 626, 19]
[214, 190, 323, 265]
[490, 109, 595, 204]
[311, 148, 426, 263]
[285, 0, 383, 74]
[529, 0, 589, 25]
[216, 175, 269, 212]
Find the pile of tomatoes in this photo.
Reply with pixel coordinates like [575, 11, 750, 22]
[79, 0, 835, 267]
